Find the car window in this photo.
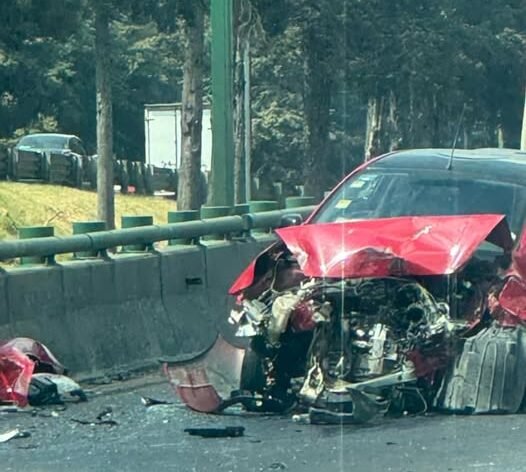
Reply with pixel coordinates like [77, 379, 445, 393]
[313, 169, 526, 234]
[69, 138, 86, 155]
[17, 135, 69, 150]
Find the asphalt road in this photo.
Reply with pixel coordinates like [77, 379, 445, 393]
[1, 372, 525, 472]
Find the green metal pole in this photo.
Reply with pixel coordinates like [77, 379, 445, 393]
[210, 0, 234, 207]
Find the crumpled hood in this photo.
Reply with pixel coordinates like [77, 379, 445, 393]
[229, 214, 513, 294]
[274, 214, 512, 279]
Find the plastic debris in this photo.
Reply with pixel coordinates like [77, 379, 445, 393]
[0, 338, 67, 407]
[0, 429, 31, 443]
[71, 418, 118, 427]
[140, 396, 172, 407]
[183, 426, 245, 438]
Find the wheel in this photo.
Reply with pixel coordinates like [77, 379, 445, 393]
[239, 347, 266, 393]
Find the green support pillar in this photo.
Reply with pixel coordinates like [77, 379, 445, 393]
[210, 0, 234, 207]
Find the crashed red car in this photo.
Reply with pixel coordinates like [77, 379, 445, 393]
[224, 148, 526, 424]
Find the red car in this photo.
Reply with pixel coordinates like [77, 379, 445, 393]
[225, 148, 526, 424]
[167, 149, 526, 423]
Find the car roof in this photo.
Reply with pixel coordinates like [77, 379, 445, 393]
[368, 148, 526, 185]
[19, 133, 76, 139]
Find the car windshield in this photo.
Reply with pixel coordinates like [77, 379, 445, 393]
[313, 169, 526, 234]
[17, 135, 69, 150]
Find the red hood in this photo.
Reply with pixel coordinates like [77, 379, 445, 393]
[229, 214, 512, 294]
[275, 215, 512, 278]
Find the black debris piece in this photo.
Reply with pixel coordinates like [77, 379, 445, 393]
[96, 407, 113, 421]
[183, 426, 245, 438]
[140, 396, 172, 407]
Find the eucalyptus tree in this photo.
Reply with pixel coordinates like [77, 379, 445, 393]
[177, 0, 207, 210]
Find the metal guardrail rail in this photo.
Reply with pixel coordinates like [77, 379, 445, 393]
[0, 206, 315, 260]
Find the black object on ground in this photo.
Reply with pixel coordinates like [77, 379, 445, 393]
[183, 426, 245, 438]
[140, 396, 172, 407]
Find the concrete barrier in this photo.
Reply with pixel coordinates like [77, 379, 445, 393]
[0, 238, 277, 378]
[158, 246, 216, 358]
[0, 207, 319, 378]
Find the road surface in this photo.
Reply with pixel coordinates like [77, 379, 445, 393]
[1, 372, 524, 472]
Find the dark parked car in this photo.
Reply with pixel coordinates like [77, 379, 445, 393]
[14, 133, 88, 157]
[11, 133, 89, 185]
[173, 148, 526, 424]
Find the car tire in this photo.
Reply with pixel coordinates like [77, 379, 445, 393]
[239, 347, 266, 393]
[8, 151, 18, 181]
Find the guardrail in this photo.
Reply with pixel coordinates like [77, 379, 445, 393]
[0, 206, 316, 263]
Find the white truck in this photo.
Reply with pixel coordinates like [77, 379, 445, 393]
[144, 103, 212, 171]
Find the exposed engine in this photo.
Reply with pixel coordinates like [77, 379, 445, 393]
[230, 254, 500, 423]
[169, 215, 523, 424]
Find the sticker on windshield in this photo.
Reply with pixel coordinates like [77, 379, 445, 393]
[350, 179, 366, 188]
[335, 199, 352, 209]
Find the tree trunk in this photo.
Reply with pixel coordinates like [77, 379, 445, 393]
[233, 0, 254, 204]
[95, 0, 114, 229]
[521, 85, 526, 151]
[497, 125, 505, 148]
[463, 127, 469, 148]
[303, 29, 332, 200]
[431, 92, 440, 147]
[364, 96, 383, 161]
[407, 75, 415, 148]
[177, 2, 205, 210]
[386, 90, 402, 152]
[243, 43, 252, 202]
[233, 34, 246, 204]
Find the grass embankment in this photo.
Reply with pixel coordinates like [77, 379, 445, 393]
[0, 182, 176, 240]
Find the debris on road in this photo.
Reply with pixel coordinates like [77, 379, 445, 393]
[0, 428, 31, 443]
[140, 396, 172, 407]
[96, 406, 113, 421]
[28, 375, 62, 406]
[163, 334, 246, 413]
[268, 463, 287, 470]
[183, 426, 245, 438]
[0, 337, 69, 407]
[70, 406, 118, 426]
[71, 417, 118, 427]
[0, 406, 26, 414]
[31, 373, 87, 403]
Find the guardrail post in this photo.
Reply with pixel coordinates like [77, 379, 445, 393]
[231, 204, 250, 239]
[167, 210, 199, 245]
[18, 226, 55, 265]
[249, 200, 279, 233]
[272, 182, 284, 207]
[87, 156, 97, 189]
[120, 215, 154, 252]
[200, 206, 231, 241]
[72, 221, 107, 258]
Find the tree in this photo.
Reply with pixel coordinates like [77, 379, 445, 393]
[94, 0, 115, 229]
[299, 0, 342, 198]
[1, 0, 525, 202]
[233, 0, 264, 203]
[522, 86, 526, 151]
[177, 0, 206, 209]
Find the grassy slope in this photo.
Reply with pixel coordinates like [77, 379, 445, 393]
[0, 182, 176, 239]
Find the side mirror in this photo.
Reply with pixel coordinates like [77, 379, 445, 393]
[280, 213, 303, 227]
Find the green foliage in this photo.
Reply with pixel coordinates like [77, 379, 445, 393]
[0, 0, 524, 189]
[0, 1, 185, 157]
